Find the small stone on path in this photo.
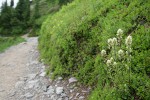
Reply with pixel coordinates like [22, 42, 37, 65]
[39, 72, 46, 77]
[58, 77, 63, 81]
[24, 93, 34, 99]
[0, 89, 5, 92]
[56, 87, 64, 95]
[15, 81, 24, 89]
[69, 77, 77, 84]
[79, 96, 85, 100]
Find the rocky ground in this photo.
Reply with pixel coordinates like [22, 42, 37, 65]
[0, 37, 90, 100]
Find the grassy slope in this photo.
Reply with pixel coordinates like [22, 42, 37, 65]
[0, 37, 25, 52]
[39, 0, 150, 99]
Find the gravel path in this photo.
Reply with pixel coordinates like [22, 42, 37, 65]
[0, 37, 90, 100]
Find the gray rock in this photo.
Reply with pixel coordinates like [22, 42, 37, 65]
[26, 63, 30, 66]
[69, 84, 76, 89]
[58, 98, 63, 100]
[19, 77, 27, 81]
[40, 69, 45, 73]
[64, 97, 69, 100]
[46, 86, 54, 94]
[34, 81, 41, 89]
[28, 74, 37, 80]
[41, 65, 45, 69]
[82, 90, 89, 93]
[69, 77, 77, 84]
[30, 50, 34, 52]
[79, 96, 85, 100]
[75, 93, 80, 97]
[15, 81, 24, 89]
[39, 72, 46, 77]
[74, 87, 78, 90]
[56, 81, 61, 84]
[69, 96, 73, 100]
[9, 91, 16, 97]
[48, 86, 53, 90]
[30, 61, 38, 65]
[56, 87, 64, 95]
[26, 80, 38, 88]
[24, 93, 34, 99]
[0, 89, 5, 92]
[42, 85, 48, 92]
[50, 95, 57, 100]
[58, 77, 63, 81]
[61, 93, 67, 97]
[70, 89, 73, 93]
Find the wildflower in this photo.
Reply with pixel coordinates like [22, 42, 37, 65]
[117, 29, 123, 36]
[112, 37, 117, 46]
[108, 38, 113, 48]
[125, 35, 132, 47]
[126, 51, 128, 55]
[106, 60, 111, 66]
[101, 50, 106, 57]
[113, 62, 117, 66]
[118, 49, 124, 58]
[129, 55, 132, 59]
[125, 64, 129, 70]
[129, 48, 132, 52]
[110, 57, 114, 62]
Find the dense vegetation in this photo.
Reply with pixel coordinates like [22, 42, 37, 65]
[39, 0, 150, 99]
[0, 0, 30, 52]
[0, 0, 31, 36]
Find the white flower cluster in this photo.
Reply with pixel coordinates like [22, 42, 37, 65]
[101, 28, 132, 68]
[101, 50, 106, 57]
[106, 59, 111, 66]
[107, 37, 117, 48]
[108, 38, 113, 48]
[118, 49, 124, 59]
[113, 62, 117, 66]
[106, 57, 115, 66]
[112, 37, 117, 46]
[117, 29, 123, 37]
[125, 35, 132, 48]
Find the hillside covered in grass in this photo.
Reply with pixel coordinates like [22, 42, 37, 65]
[39, 0, 150, 99]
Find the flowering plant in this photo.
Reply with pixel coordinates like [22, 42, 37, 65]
[101, 29, 132, 87]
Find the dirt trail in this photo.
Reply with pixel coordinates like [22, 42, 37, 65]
[0, 37, 38, 99]
[0, 36, 89, 100]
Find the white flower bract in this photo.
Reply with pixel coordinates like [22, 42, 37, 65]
[110, 57, 114, 62]
[118, 49, 124, 58]
[101, 50, 106, 57]
[125, 35, 132, 47]
[108, 38, 113, 48]
[106, 60, 111, 66]
[113, 62, 117, 66]
[117, 29, 123, 35]
[112, 37, 117, 46]
[117, 29, 123, 40]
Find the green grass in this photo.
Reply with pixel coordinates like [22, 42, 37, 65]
[0, 37, 25, 52]
[39, 0, 150, 99]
